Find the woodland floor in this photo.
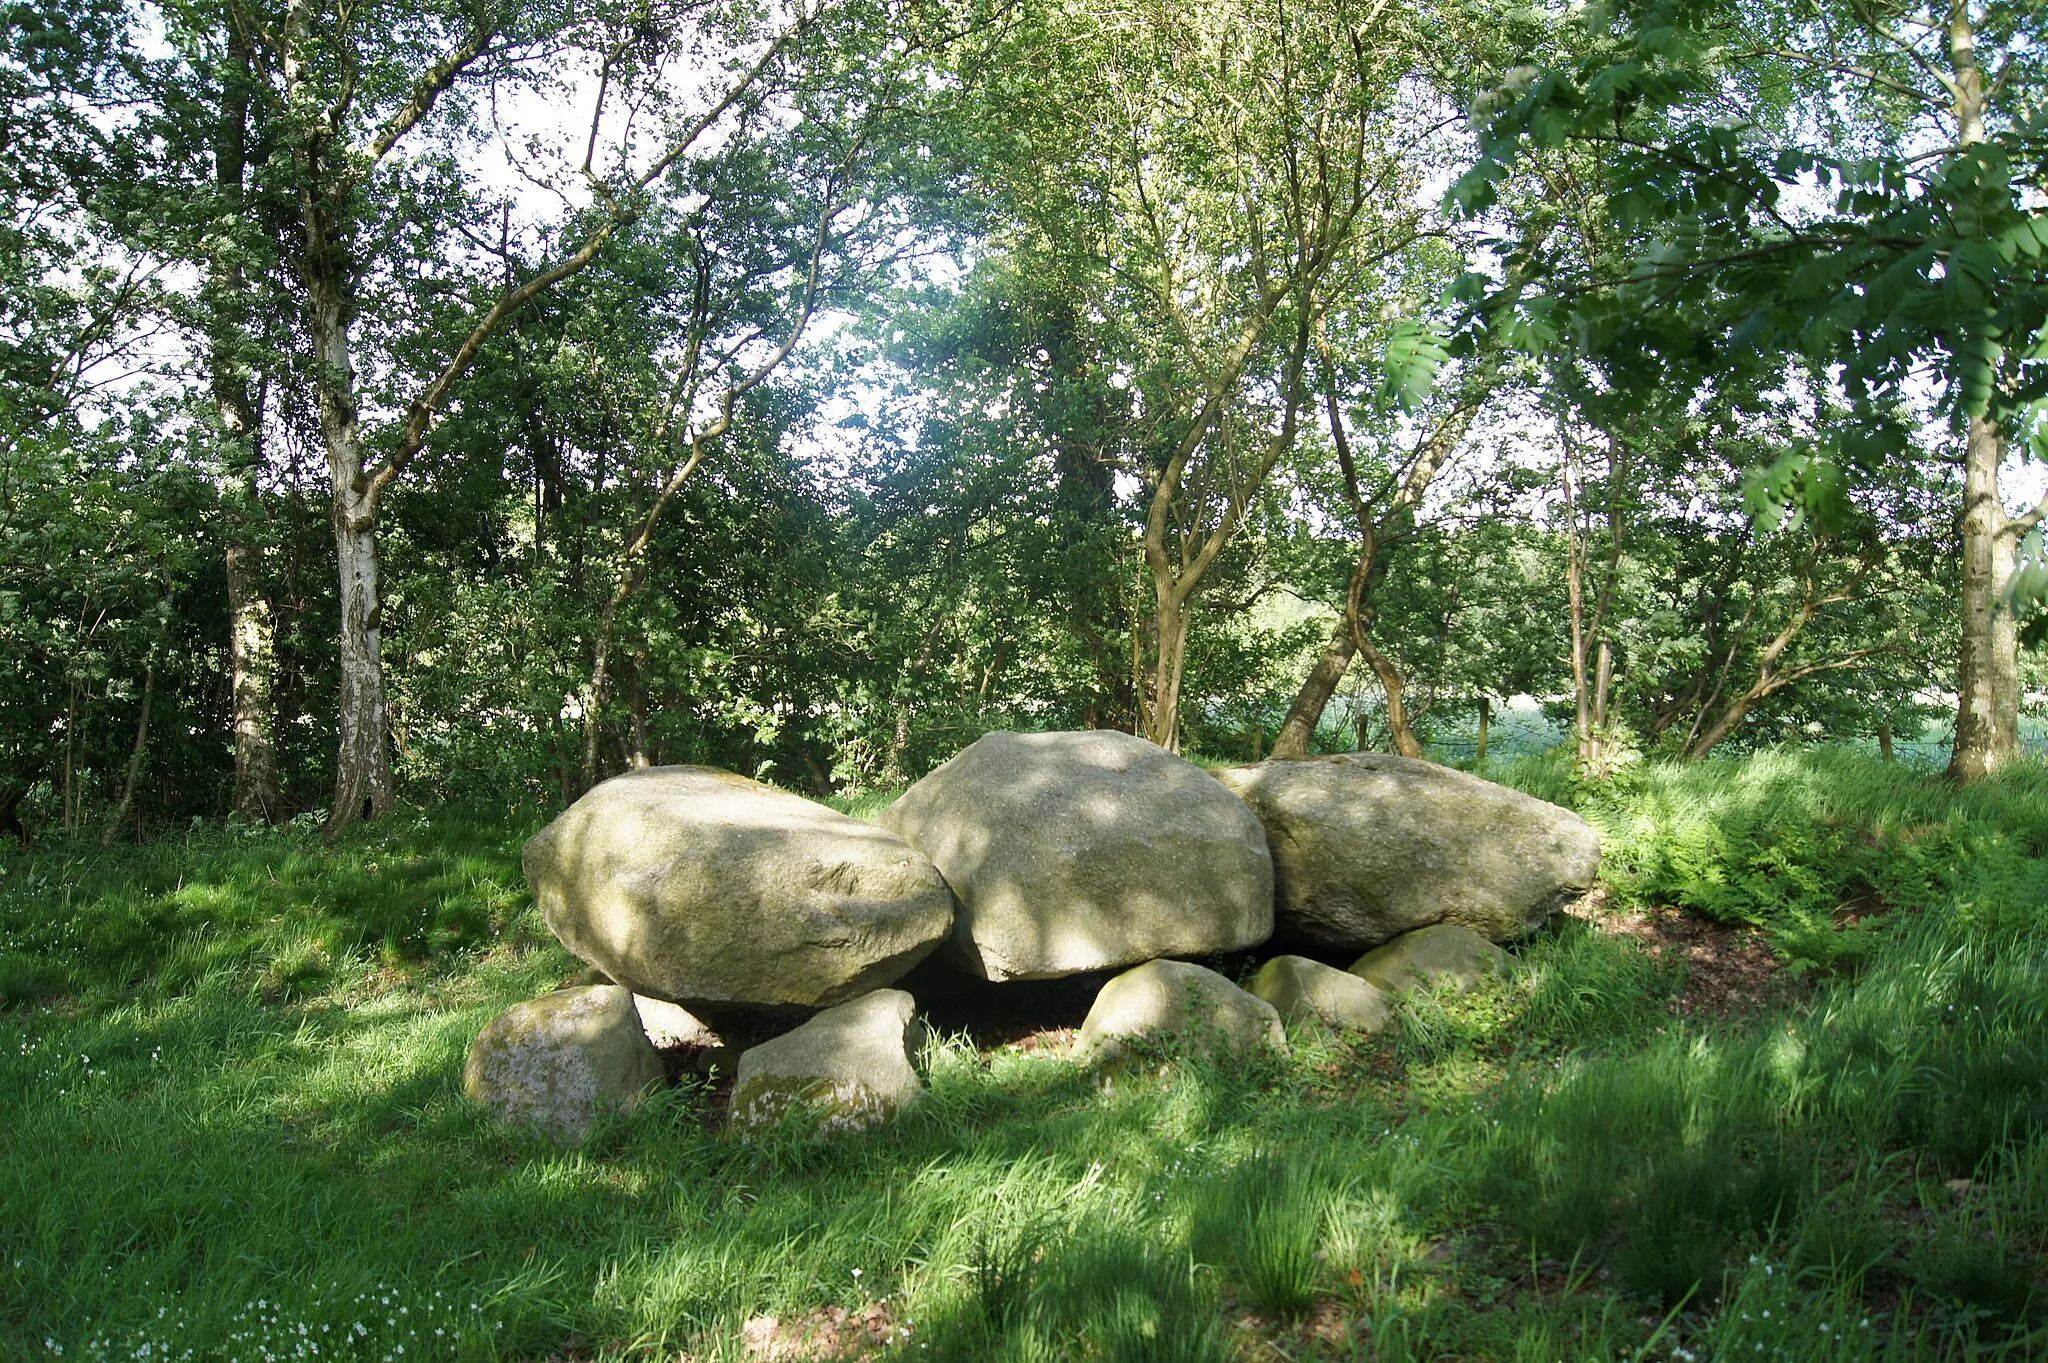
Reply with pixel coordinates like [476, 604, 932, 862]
[5, 748, 2048, 1361]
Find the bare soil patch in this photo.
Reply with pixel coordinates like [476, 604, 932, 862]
[1577, 891, 1806, 1019]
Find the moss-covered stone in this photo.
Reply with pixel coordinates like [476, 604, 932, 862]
[1077, 959, 1285, 1068]
[880, 731, 1274, 981]
[1248, 954, 1395, 1032]
[463, 986, 664, 1144]
[1216, 754, 1600, 948]
[1349, 924, 1509, 997]
[524, 766, 956, 1011]
[729, 990, 925, 1137]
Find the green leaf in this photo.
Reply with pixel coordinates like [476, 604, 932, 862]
[1381, 320, 1450, 412]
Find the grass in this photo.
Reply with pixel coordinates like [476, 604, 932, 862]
[2, 750, 2047, 1359]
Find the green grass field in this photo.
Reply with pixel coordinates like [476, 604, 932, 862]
[5, 749, 2048, 1360]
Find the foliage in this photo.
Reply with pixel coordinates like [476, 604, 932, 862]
[1453, 0, 2048, 555]
[1572, 747, 2048, 967]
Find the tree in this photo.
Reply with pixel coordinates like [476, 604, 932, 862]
[1270, 353, 1502, 758]
[563, 30, 941, 794]
[1456, 0, 2048, 779]
[184, 0, 819, 828]
[958, 0, 1454, 750]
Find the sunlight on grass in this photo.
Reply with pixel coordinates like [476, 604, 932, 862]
[4, 754, 2048, 1357]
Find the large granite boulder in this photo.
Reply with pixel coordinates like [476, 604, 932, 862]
[729, 990, 925, 1136]
[524, 767, 956, 1011]
[551, 967, 713, 1049]
[464, 986, 665, 1143]
[1247, 954, 1396, 1033]
[1215, 754, 1600, 949]
[1077, 959, 1285, 1065]
[880, 731, 1274, 980]
[1350, 924, 1509, 997]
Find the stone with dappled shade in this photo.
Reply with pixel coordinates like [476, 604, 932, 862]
[879, 730, 1274, 981]
[523, 766, 956, 1012]
[463, 985, 665, 1144]
[1247, 953, 1396, 1032]
[1077, 959, 1285, 1066]
[1349, 923, 1509, 997]
[729, 989, 926, 1135]
[1215, 754, 1599, 949]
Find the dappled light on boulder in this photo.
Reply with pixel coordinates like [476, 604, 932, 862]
[522, 766, 955, 1011]
[881, 730, 1274, 980]
[475, 738, 1634, 1140]
[730, 988, 926, 1137]
[1350, 924, 1510, 998]
[462, 985, 665, 1144]
[1217, 753, 1599, 949]
[1249, 954, 1396, 1032]
[1077, 958, 1286, 1073]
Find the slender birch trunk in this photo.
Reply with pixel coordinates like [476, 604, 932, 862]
[1951, 412, 2019, 780]
[1944, 8, 2022, 782]
[305, 255, 394, 824]
[331, 485, 392, 823]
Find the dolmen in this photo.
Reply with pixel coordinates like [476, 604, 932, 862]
[465, 732, 1600, 1143]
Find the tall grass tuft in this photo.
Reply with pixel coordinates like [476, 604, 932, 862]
[1191, 1152, 1329, 1318]
[1052, 1232, 1233, 1363]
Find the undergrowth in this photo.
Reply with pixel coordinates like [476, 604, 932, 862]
[0, 749, 2044, 1359]
[1490, 746, 2048, 973]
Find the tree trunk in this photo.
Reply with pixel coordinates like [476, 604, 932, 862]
[1685, 695, 1754, 762]
[1358, 634, 1425, 759]
[1944, 12, 2021, 782]
[1561, 426, 1625, 780]
[1950, 412, 2019, 782]
[212, 26, 282, 823]
[290, 0, 393, 833]
[331, 491, 392, 825]
[226, 544, 283, 820]
[581, 593, 623, 793]
[1593, 639, 1614, 734]
[1565, 465, 1595, 776]
[580, 553, 657, 793]
[1275, 352, 1494, 761]
[308, 240, 392, 827]
[1145, 592, 1191, 753]
[887, 709, 913, 781]
[1475, 695, 1490, 764]
[1271, 617, 1357, 757]
[1878, 722, 1894, 761]
[1131, 617, 1150, 740]
[628, 649, 651, 769]
[101, 657, 154, 845]
[884, 607, 950, 785]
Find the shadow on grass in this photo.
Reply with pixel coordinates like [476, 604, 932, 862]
[8, 763, 2048, 1359]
